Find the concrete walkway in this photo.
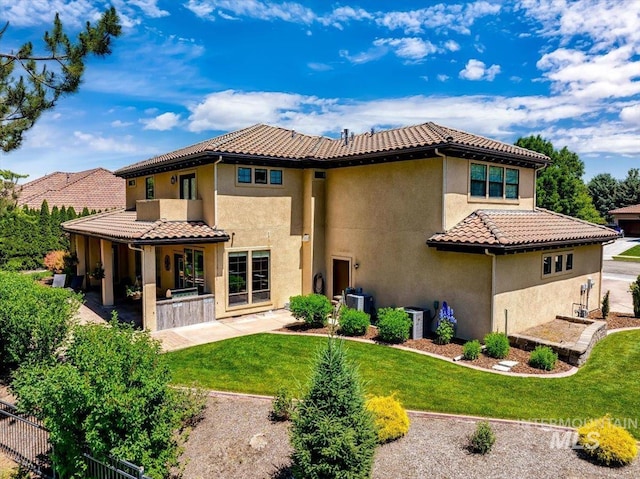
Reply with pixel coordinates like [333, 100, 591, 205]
[150, 309, 298, 351]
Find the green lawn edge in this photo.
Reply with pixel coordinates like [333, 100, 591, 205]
[165, 331, 640, 439]
[612, 255, 640, 263]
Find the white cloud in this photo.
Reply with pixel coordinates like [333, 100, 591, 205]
[308, 62, 333, 72]
[373, 37, 438, 62]
[459, 59, 501, 81]
[339, 47, 387, 65]
[111, 120, 134, 128]
[318, 6, 373, 29]
[141, 112, 182, 131]
[444, 40, 460, 52]
[184, 0, 315, 24]
[437, 74, 450, 82]
[73, 131, 138, 153]
[620, 104, 640, 124]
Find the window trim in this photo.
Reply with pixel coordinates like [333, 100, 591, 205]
[226, 248, 271, 309]
[180, 173, 197, 200]
[469, 162, 520, 202]
[542, 250, 574, 278]
[235, 166, 284, 187]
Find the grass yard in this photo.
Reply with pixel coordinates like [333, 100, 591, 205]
[619, 244, 640, 257]
[165, 330, 640, 439]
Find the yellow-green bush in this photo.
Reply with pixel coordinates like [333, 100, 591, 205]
[577, 415, 638, 466]
[366, 394, 410, 444]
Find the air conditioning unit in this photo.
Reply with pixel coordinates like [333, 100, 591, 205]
[404, 307, 425, 339]
[346, 294, 374, 317]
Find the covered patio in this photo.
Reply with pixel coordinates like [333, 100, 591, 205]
[62, 207, 229, 331]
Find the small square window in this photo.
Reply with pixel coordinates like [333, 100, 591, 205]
[314, 171, 326, 179]
[270, 170, 283, 185]
[255, 168, 267, 184]
[238, 167, 251, 184]
[128, 179, 136, 187]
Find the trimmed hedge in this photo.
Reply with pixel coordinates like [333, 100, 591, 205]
[377, 308, 411, 344]
[339, 307, 370, 336]
[289, 294, 332, 327]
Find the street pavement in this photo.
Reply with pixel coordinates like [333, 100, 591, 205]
[602, 237, 639, 314]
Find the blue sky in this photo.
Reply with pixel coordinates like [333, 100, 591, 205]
[0, 0, 639, 182]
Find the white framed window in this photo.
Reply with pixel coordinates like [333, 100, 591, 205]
[542, 251, 574, 277]
[228, 249, 271, 307]
[470, 162, 519, 200]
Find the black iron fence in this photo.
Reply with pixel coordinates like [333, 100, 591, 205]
[0, 399, 150, 479]
[0, 399, 53, 478]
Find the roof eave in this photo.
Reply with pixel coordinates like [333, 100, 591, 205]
[426, 236, 617, 254]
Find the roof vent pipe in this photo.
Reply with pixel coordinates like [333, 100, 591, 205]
[343, 128, 349, 146]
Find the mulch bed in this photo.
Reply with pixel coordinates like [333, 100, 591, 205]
[589, 310, 640, 330]
[278, 323, 574, 375]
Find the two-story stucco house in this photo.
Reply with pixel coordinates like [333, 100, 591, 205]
[62, 122, 617, 338]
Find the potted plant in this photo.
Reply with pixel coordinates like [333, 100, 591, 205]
[126, 284, 142, 300]
[90, 262, 105, 280]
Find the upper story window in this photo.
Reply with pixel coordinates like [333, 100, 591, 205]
[236, 166, 283, 186]
[470, 163, 519, 200]
[180, 173, 196, 200]
[145, 177, 154, 199]
[542, 251, 573, 277]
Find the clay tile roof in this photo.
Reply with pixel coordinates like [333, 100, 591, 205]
[115, 122, 549, 176]
[17, 168, 125, 211]
[609, 204, 640, 214]
[427, 208, 619, 251]
[62, 210, 229, 244]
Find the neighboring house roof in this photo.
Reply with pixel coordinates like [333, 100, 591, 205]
[17, 168, 125, 211]
[62, 210, 229, 245]
[609, 204, 640, 214]
[115, 123, 550, 178]
[427, 209, 619, 253]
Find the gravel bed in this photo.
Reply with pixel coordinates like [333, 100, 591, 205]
[180, 395, 640, 479]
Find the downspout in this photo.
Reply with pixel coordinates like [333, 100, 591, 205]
[128, 243, 144, 279]
[484, 248, 497, 332]
[435, 148, 447, 231]
[213, 155, 223, 227]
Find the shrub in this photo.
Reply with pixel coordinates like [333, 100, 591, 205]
[528, 345, 558, 371]
[577, 415, 638, 466]
[339, 307, 370, 336]
[366, 394, 410, 444]
[435, 301, 457, 344]
[468, 421, 496, 454]
[484, 332, 510, 359]
[43, 250, 67, 273]
[377, 308, 411, 344]
[601, 290, 610, 320]
[289, 294, 332, 327]
[462, 340, 482, 360]
[0, 271, 80, 375]
[290, 339, 377, 479]
[13, 316, 203, 479]
[630, 275, 640, 318]
[271, 386, 295, 421]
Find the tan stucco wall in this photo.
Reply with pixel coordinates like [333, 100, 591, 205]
[443, 157, 536, 230]
[213, 164, 304, 318]
[324, 158, 492, 339]
[125, 166, 215, 224]
[493, 244, 603, 334]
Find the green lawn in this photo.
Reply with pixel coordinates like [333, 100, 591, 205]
[165, 331, 640, 438]
[620, 245, 640, 258]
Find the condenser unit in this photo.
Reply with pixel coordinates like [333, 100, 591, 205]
[346, 293, 374, 317]
[404, 307, 425, 339]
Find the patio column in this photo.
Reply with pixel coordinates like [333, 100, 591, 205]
[142, 245, 157, 331]
[100, 239, 114, 306]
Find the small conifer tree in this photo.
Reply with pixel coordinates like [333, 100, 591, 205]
[291, 338, 377, 478]
[601, 290, 610, 319]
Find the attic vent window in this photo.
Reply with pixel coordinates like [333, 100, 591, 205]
[128, 179, 136, 187]
[314, 171, 326, 179]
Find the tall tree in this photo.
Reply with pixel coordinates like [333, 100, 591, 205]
[587, 173, 619, 222]
[0, 169, 27, 214]
[0, 8, 121, 152]
[618, 168, 640, 208]
[516, 135, 603, 223]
